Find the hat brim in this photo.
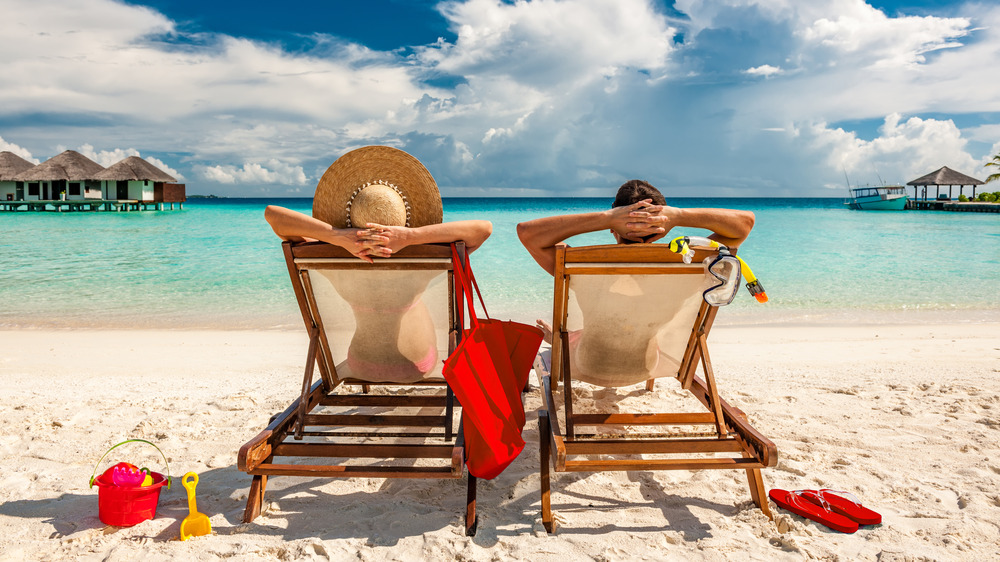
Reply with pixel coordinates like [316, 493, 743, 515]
[313, 146, 443, 229]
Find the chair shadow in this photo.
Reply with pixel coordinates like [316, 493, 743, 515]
[0, 470, 209, 543]
[0, 464, 475, 546]
[2, 449, 741, 548]
[515, 470, 729, 540]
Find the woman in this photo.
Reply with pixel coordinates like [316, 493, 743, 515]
[265, 146, 492, 382]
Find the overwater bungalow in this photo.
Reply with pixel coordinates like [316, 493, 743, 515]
[0, 151, 36, 201]
[93, 155, 185, 205]
[13, 150, 106, 201]
[907, 166, 984, 201]
[2, 150, 185, 212]
[906, 166, 996, 213]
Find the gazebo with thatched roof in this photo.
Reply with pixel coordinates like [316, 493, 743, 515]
[13, 150, 106, 201]
[0, 151, 36, 201]
[906, 166, 985, 201]
[93, 155, 181, 202]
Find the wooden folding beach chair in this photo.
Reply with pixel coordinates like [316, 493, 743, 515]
[238, 240, 479, 535]
[536, 243, 777, 532]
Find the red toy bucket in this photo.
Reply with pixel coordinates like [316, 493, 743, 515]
[89, 439, 172, 527]
[93, 470, 169, 526]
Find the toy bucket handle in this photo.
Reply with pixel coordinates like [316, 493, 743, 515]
[89, 438, 171, 489]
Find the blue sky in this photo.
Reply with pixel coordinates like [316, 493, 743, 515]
[1, 0, 998, 197]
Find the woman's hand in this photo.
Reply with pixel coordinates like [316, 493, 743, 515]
[353, 223, 415, 258]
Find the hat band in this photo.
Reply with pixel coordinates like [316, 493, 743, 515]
[345, 180, 412, 228]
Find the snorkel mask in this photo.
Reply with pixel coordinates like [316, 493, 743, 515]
[668, 236, 768, 306]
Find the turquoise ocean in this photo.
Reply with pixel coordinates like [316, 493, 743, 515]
[1, 197, 997, 329]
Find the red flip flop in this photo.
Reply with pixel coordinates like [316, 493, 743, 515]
[768, 489, 859, 533]
[799, 489, 882, 526]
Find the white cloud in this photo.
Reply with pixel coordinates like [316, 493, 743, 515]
[744, 64, 783, 77]
[424, 0, 675, 86]
[965, 124, 1000, 144]
[977, 140, 1000, 178]
[76, 144, 139, 167]
[74, 144, 184, 180]
[0, 136, 37, 163]
[198, 161, 308, 186]
[803, 113, 981, 188]
[1, 0, 999, 196]
[801, 2, 970, 69]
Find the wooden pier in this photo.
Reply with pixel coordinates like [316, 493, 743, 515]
[906, 200, 999, 213]
[0, 199, 183, 212]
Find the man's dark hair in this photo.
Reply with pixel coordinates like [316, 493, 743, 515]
[612, 180, 665, 243]
[612, 179, 666, 208]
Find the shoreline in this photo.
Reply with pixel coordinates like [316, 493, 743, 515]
[2, 306, 997, 331]
[1, 322, 998, 559]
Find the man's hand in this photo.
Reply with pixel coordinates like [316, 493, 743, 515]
[627, 203, 683, 243]
[609, 200, 682, 242]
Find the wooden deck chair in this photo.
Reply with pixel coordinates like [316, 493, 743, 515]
[536, 243, 777, 532]
[239, 240, 479, 536]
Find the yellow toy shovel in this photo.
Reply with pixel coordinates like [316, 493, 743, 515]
[179, 472, 211, 540]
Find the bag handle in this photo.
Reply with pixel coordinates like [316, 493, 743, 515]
[451, 244, 490, 322]
[463, 254, 490, 320]
[451, 244, 479, 330]
[89, 438, 172, 489]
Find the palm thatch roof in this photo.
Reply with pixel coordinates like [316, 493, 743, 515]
[93, 155, 176, 182]
[0, 151, 36, 181]
[907, 166, 984, 186]
[14, 150, 105, 181]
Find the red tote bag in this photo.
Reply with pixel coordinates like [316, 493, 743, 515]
[462, 255, 543, 427]
[443, 245, 543, 479]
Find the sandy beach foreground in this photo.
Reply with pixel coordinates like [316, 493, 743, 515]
[1, 322, 998, 561]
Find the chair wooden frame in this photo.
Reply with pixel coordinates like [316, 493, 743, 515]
[538, 243, 777, 533]
[238, 240, 478, 536]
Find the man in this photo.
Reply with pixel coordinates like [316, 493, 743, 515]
[516, 179, 755, 360]
[516, 179, 754, 276]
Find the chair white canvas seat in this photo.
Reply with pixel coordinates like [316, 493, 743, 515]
[537, 243, 777, 533]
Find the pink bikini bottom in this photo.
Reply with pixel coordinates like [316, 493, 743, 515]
[346, 346, 438, 380]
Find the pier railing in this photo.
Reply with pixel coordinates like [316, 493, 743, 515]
[906, 200, 999, 213]
[0, 199, 184, 212]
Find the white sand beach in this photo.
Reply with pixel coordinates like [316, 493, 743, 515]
[1, 321, 998, 561]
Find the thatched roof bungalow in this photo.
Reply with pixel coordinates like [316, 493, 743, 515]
[94, 155, 176, 182]
[13, 150, 106, 200]
[93, 155, 184, 203]
[0, 151, 35, 180]
[0, 151, 36, 201]
[906, 166, 985, 200]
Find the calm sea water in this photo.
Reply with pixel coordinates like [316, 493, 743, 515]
[1, 197, 997, 329]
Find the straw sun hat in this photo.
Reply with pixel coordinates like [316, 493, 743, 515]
[312, 146, 443, 229]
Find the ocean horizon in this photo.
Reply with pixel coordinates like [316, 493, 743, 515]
[1, 196, 997, 329]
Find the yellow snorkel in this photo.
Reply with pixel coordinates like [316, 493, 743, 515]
[738, 256, 768, 303]
[668, 236, 768, 304]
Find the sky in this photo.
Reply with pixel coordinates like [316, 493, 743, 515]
[1, 0, 998, 197]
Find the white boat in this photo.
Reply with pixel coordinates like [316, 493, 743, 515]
[845, 185, 909, 210]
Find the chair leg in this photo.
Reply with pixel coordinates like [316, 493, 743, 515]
[242, 474, 268, 523]
[445, 389, 454, 441]
[465, 474, 478, 536]
[746, 467, 772, 520]
[645, 379, 655, 391]
[539, 411, 555, 533]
